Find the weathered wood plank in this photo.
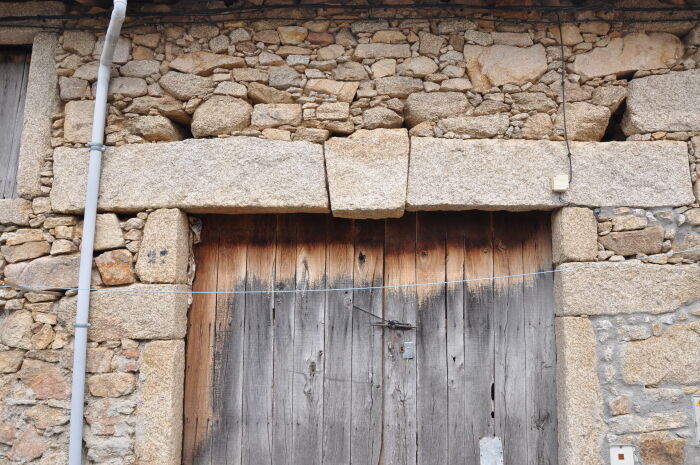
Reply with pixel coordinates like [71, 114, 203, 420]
[444, 212, 467, 465]
[292, 215, 326, 465]
[211, 215, 250, 465]
[350, 219, 384, 465]
[322, 217, 355, 465]
[524, 213, 558, 465]
[241, 215, 276, 465]
[383, 212, 417, 465]
[0, 51, 29, 199]
[463, 211, 496, 464]
[493, 212, 528, 465]
[416, 212, 448, 465]
[183, 218, 220, 465]
[271, 215, 297, 465]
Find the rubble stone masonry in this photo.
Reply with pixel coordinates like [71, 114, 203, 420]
[0, 1, 699, 464]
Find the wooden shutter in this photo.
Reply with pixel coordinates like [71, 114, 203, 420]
[0, 49, 30, 199]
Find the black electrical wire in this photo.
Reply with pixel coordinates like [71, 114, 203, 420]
[556, 11, 574, 184]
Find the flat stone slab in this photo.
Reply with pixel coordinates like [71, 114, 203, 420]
[57, 284, 189, 341]
[563, 141, 693, 207]
[406, 138, 569, 211]
[0, 199, 33, 225]
[622, 69, 700, 134]
[51, 137, 329, 214]
[555, 261, 700, 316]
[325, 129, 409, 219]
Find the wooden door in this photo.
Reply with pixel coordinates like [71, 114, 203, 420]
[183, 212, 557, 465]
[0, 49, 30, 199]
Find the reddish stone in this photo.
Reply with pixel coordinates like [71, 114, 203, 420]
[0, 422, 16, 445]
[8, 428, 46, 462]
[307, 31, 334, 46]
[18, 359, 70, 400]
[121, 348, 141, 359]
[94, 249, 135, 286]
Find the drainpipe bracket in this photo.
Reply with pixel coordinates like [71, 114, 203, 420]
[87, 142, 107, 152]
[73, 322, 91, 328]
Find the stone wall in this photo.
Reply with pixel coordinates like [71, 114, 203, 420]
[1, 2, 700, 465]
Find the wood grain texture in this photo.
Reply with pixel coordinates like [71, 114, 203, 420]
[184, 212, 556, 465]
[292, 215, 326, 465]
[383, 213, 417, 465]
[351, 220, 384, 465]
[0, 50, 30, 199]
[272, 215, 298, 465]
[183, 219, 220, 465]
[416, 212, 448, 465]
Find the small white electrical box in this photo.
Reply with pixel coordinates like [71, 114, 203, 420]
[551, 174, 570, 193]
[693, 395, 700, 444]
[610, 444, 635, 465]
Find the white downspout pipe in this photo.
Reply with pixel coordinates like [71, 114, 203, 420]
[68, 1, 127, 464]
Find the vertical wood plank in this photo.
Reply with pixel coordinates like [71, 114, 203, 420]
[416, 213, 448, 465]
[493, 212, 528, 465]
[524, 213, 558, 465]
[383, 212, 417, 465]
[211, 215, 250, 465]
[272, 215, 298, 465]
[463, 211, 496, 464]
[351, 220, 384, 465]
[0, 51, 30, 199]
[292, 215, 327, 465]
[183, 218, 220, 465]
[241, 215, 277, 465]
[444, 213, 467, 465]
[322, 217, 355, 465]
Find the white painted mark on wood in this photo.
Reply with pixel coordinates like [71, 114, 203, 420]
[479, 436, 503, 465]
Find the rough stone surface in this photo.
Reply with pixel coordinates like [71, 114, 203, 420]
[407, 138, 567, 211]
[463, 44, 547, 91]
[18, 359, 70, 399]
[623, 321, 700, 385]
[94, 213, 126, 251]
[552, 207, 598, 264]
[622, 70, 700, 134]
[93, 36, 130, 64]
[191, 96, 252, 137]
[63, 31, 96, 56]
[570, 32, 683, 79]
[1, 241, 50, 263]
[17, 33, 59, 198]
[304, 79, 359, 102]
[108, 77, 148, 98]
[608, 413, 686, 434]
[353, 43, 411, 59]
[0, 199, 32, 225]
[63, 100, 94, 144]
[362, 107, 403, 129]
[404, 92, 470, 127]
[136, 209, 190, 284]
[639, 433, 686, 465]
[159, 71, 215, 100]
[555, 262, 700, 316]
[57, 284, 189, 341]
[554, 103, 611, 141]
[120, 60, 160, 78]
[0, 350, 24, 373]
[51, 138, 328, 214]
[437, 114, 509, 137]
[129, 116, 185, 142]
[247, 82, 294, 103]
[325, 129, 409, 218]
[87, 373, 136, 397]
[374, 76, 423, 98]
[0, 310, 33, 349]
[94, 249, 135, 285]
[251, 103, 302, 128]
[3, 254, 80, 289]
[135, 340, 185, 465]
[169, 51, 244, 76]
[599, 225, 665, 256]
[563, 141, 693, 208]
[555, 317, 604, 465]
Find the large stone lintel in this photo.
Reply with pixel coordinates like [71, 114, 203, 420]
[407, 138, 568, 211]
[57, 284, 189, 341]
[555, 261, 700, 316]
[555, 317, 604, 465]
[51, 137, 329, 214]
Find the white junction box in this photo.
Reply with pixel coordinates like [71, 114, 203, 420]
[693, 395, 700, 444]
[551, 174, 570, 193]
[610, 444, 635, 465]
[480, 436, 503, 465]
